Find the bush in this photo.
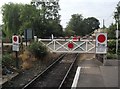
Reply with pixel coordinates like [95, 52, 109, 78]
[3, 45, 12, 54]
[107, 40, 120, 54]
[2, 37, 12, 43]
[107, 40, 116, 54]
[28, 42, 48, 59]
[107, 53, 117, 59]
[2, 53, 15, 66]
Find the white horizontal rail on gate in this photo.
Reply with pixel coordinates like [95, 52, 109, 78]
[38, 39, 95, 53]
[38, 39, 66, 41]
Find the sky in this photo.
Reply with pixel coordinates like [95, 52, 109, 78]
[0, 0, 119, 28]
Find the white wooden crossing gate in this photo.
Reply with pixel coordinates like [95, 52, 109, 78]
[38, 39, 96, 53]
[38, 33, 107, 54]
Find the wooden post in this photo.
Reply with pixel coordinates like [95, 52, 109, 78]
[25, 29, 27, 46]
[15, 51, 19, 69]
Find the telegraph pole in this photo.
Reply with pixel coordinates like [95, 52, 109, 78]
[103, 19, 105, 30]
[116, 1, 120, 60]
[116, 22, 118, 54]
[116, 20, 119, 60]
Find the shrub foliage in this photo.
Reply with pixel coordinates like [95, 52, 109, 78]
[28, 42, 48, 59]
[2, 53, 15, 66]
[108, 40, 120, 54]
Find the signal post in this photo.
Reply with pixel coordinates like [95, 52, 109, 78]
[12, 35, 19, 69]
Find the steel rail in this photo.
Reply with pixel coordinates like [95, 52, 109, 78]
[22, 54, 66, 89]
[58, 53, 79, 89]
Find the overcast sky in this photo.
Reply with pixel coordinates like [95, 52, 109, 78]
[0, 0, 119, 28]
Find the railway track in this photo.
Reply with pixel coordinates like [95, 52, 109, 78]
[22, 53, 79, 89]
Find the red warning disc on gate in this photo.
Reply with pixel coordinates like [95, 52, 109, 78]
[73, 37, 77, 41]
[68, 43, 74, 49]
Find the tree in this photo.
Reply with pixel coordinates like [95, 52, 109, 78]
[65, 14, 83, 36]
[107, 1, 120, 39]
[114, 1, 120, 38]
[2, 3, 42, 37]
[31, 0, 63, 38]
[114, 1, 120, 23]
[2, 3, 22, 38]
[2, 1, 63, 38]
[19, 4, 40, 35]
[107, 1, 120, 55]
[65, 14, 100, 36]
[83, 17, 100, 35]
[31, 0, 60, 22]
[64, 29, 75, 37]
[107, 23, 116, 39]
